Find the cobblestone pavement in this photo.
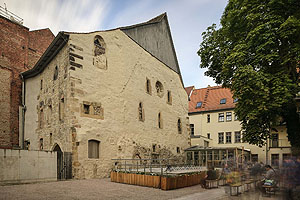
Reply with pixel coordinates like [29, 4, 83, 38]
[0, 179, 284, 200]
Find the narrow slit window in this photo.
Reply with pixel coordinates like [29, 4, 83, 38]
[138, 102, 144, 121]
[53, 66, 58, 80]
[158, 112, 162, 129]
[177, 118, 182, 134]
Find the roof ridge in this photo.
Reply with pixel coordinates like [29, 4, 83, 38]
[120, 12, 166, 30]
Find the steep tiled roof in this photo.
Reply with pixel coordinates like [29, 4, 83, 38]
[184, 86, 194, 97]
[189, 86, 235, 113]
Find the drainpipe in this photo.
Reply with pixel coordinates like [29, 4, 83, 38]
[20, 74, 26, 149]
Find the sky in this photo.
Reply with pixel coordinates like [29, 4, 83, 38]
[0, 0, 228, 89]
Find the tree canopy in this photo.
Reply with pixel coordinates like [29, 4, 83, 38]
[198, 0, 300, 147]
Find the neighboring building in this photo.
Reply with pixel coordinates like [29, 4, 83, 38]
[0, 9, 54, 149]
[186, 85, 291, 168]
[21, 13, 190, 179]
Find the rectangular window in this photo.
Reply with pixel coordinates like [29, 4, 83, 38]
[218, 132, 224, 144]
[207, 133, 210, 139]
[226, 112, 232, 121]
[271, 133, 279, 148]
[218, 113, 224, 122]
[226, 132, 232, 143]
[204, 141, 209, 147]
[283, 154, 291, 163]
[234, 113, 238, 121]
[190, 124, 194, 136]
[235, 131, 241, 143]
[88, 140, 100, 159]
[84, 104, 90, 114]
[242, 131, 246, 143]
[251, 154, 258, 162]
[207, 114, 210, 123]
[271, 154, 279, 167]
[177, 147, 180, 153]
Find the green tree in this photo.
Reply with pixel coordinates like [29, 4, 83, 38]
[198, 0, 300, 147]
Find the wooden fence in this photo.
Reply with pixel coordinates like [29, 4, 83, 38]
[110, 171, 206, 190]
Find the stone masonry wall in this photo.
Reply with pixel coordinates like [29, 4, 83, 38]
[24, 44, 71, 151]
[0, 16, 54, 148]
[24, 29, 190, 179]
[67, 30, 190, 179]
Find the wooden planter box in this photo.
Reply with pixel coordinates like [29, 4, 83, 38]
[160, 172, 206, 190]
[110, 172, 160, 188]
[111, 171, 205, 190]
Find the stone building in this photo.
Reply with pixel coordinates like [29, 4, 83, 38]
[0, 12, 54, 149]
[186, 86, 291, 168]
[21, 13, 190, 179]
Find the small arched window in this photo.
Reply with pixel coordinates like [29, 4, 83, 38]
[158, 112, 163, 129]
[88, 139, 100, 159]
[94, 35, 106, 56]
[155, 81, 164, 97]
[53, 66, 58, 80]
[177, 118, 182, 134]
[138, 102, 144, 121]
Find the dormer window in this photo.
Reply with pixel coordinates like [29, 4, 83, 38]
[220, 98, 226, 104]
[196, 101, 202, 108]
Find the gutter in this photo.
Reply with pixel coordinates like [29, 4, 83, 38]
[20, 74, 26, 149]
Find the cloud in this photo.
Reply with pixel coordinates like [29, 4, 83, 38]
[0, 0, 110, 35]
[0, 0, 227, 88]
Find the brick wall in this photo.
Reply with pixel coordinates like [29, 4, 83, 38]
[0, 15, 54, 148]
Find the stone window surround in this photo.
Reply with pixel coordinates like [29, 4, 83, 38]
[80, 101, 104, 120]
[177, 118, 182, 134]
[138, 102, 145, 122]
[155, 81, 164, 98]
[88, 139, 100, 159]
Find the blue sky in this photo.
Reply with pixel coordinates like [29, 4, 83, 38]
[1, 0, 228, 88]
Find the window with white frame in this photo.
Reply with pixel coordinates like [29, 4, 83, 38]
[218, 132, 224, 144]
[226, 132, 232, 143]
[218, 113, 224, 122]
[226, 112, 232, 121]
[235, 131, 241, 143]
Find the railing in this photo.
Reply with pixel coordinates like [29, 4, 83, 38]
[112, 158, 206, 175]
[269, 139, 291, 148]
[0, 5, 23, 25]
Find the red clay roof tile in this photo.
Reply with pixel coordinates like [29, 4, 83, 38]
[188, 86, 235, 113]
